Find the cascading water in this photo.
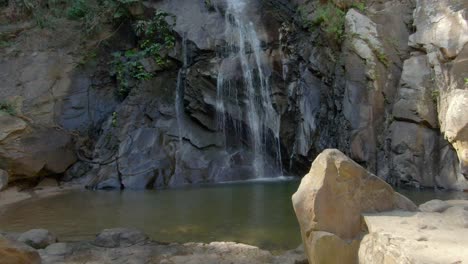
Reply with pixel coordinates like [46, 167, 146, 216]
[174, 34, 188, 177]
[215, 0, 283, 178]
[175, 34, 187, 147]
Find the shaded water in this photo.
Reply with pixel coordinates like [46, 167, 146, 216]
[0, 181, 467, 251]
[0, 180, 302, 251]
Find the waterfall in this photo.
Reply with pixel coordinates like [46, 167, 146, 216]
[215, 0, 283, 178]
[174, 34, 188, 177]
[176, 34, 188, 146]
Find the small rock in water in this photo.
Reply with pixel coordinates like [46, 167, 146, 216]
[44, 242, 71, 256]
[18, 229, 57, 249]
[0, 169, 9, 191]
[93, 228, 149, 248]
[419, 200, 450, 213]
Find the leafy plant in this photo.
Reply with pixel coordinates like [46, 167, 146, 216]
[204, 0, 215, 11]
[431, 90, 440, 103]
[111, 111, 118, 127]
[312, 3, 346, 42]
[351, 2, 366, 12]
[110, 10, 176, 99]
[0, 40, 11, 48]
[67, 0, 89, 20]
[297, 5, 314, 31]
[111, 50, 152, 98]
[376, 51, 389, 67]
[0, 101, 16, 116]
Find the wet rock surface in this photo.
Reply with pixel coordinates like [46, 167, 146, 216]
[0, 229, 308, 264]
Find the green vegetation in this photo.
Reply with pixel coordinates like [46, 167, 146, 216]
[0, 40, 11, 48]
[66, 0, 140, 34]
[464, 77, 468, 85]
[297, 1, 366, 42]
[111, 50, 152, 98]
[0, 101, 16, 116]
[111, 10, 176, 99]
[6, 0, 141, 33]
[67, 0, 89, 20]
[297, 5, 314, 31]
[111, 111, 118, 127]
[76, 49, 98, 67]
[350, 2, 366, 12]
[375, 50, 389, 67]
[313, 3, 346, 41]
[431, 90, 440, 103]
[204, 0, 215, 11]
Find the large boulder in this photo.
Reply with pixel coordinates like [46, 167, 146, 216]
[292, 149, 416, 264]
[0, 124, 76, 182]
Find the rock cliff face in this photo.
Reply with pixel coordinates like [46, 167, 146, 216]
[0, 0, 467, 190]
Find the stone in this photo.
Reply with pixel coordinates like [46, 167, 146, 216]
[393, 55, 437, 127]
[18, 229, 57, 249]
[43, 242, 71, 256]
[37, 234, 306, 264]
[0, 235, 41, 264]
[0, 126, 77, 182]
[441, 90, 468, 178]
[0, 169, 8, 191]
[390, 121, 439, 187]
[409, 0, 468, 58]
[305, 231, 360, 264]
[443, 206, 468, 228]
[292, 149, 416, 264]
[93, 228, 149, 248]
[35, 178, 58, 189]
[419, 199, 450, 213]
[0, 113, 27, 141]
[361, 200, 468, 263]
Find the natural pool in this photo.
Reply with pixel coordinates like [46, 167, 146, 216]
[0, 180, 467, 251]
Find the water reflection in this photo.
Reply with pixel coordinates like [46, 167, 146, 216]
[1, 181, 466, 251]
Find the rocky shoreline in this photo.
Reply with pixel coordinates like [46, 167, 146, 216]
[0, 182, 80, 209]
[0, 228, 307, 264]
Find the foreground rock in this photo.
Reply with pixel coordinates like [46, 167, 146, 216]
[1, 228, 307, 264]
[18, 229, 57, 249]
[360, 200, 468, 263]
[0, 235, 41, 264]
[292, 149, 417, 263]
